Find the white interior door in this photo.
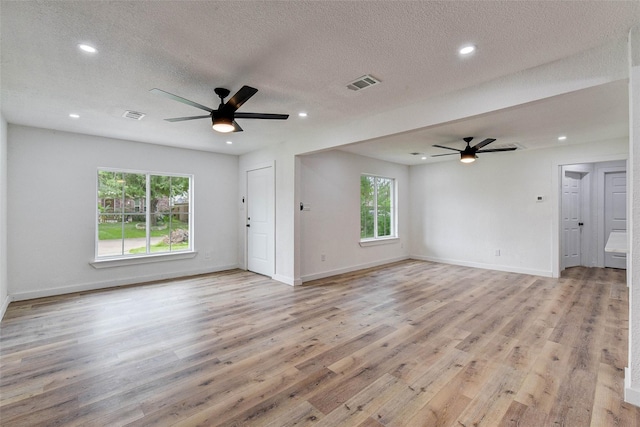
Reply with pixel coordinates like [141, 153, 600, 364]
[562, 171, 583, 269]
[247, 166, 274, 276]
[604, 171, 626, 269]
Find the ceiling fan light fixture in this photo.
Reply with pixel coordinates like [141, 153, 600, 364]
[460, 152, 476, 163]
[212, 117, 234, 133]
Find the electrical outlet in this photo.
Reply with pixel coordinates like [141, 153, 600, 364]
[321, 254, 326, 262]
[495, 249, 501, 256]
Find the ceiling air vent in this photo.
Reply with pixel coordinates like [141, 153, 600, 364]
[347, 74, 381, 91]
[122, 110, 145, 120]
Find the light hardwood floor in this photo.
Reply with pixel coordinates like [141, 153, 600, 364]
[1, 260, 638, 426]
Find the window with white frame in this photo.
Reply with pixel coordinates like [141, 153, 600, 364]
[360, 174, 395, 240]
[96, 169, 192, 258]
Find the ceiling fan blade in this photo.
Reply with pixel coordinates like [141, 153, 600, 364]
[165, 115, 211, 122]
[472, 138, 496, 150]
[432, 144, 462, 152]
[476, 147, 518, 153]
[225, 86, 258, 112]
[232, 121, 243, 132]
[150, 88, 213, 113]
[235, 112, 289, 120]
[431, 152, 459, 157]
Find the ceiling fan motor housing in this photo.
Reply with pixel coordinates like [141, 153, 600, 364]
[214, 87, 230, 100]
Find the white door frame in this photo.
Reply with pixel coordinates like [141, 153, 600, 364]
[244, 162, 275, 276]
[596, 165, 627, 267]
[552, 155, 627, 278]
[561, 168, 589, 270]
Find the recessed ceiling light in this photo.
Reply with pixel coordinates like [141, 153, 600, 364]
[298, 112, 308, 118]
[421, 156, 427, 160]
[558, 135, 567, 141]
[78, 44, 97, 53]
[459, 45, 476, 55]
[226, 140, 233, 145]
[69, 113, 80, 119]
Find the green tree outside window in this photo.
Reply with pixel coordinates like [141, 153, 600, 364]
[360, 175, 395, 239]
[97, 170, 191, 258]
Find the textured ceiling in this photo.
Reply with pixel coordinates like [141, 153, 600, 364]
[1, 1, 639, 161]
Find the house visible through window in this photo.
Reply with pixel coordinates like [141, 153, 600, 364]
[97, 170, 192, 258]
[360, 174, 395, 240]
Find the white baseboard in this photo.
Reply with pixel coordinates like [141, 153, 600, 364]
[0, 294, 12, 321]
[625, 368, 640, 407]
[5, 256, 552, 305]
[301, 256, 410, 283]
[9, 264, 239, 302]
[409, 255, 553, 278]
[271, 274, 298, 286]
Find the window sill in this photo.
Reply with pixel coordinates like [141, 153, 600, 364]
[359, 237, 399, 247]
[90, 251, 197, 269]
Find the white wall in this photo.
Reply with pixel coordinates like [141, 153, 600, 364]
[626, 24, 640, 407]
[238, 142, 299, 284]
[0, 114, 8, 318]
[7, 125, 238, 300]
[409, 139, 628, 277]
[299, 150, 409, 281]
[236, 41, 630, 288]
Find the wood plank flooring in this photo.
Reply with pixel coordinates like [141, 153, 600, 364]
[1, 260, 638, 426]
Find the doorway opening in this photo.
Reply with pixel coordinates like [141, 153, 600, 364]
[560, 160, 626, 272]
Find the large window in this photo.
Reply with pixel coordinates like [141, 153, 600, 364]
[360, 174, 395, 240]
[97, 170, 192, 258]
